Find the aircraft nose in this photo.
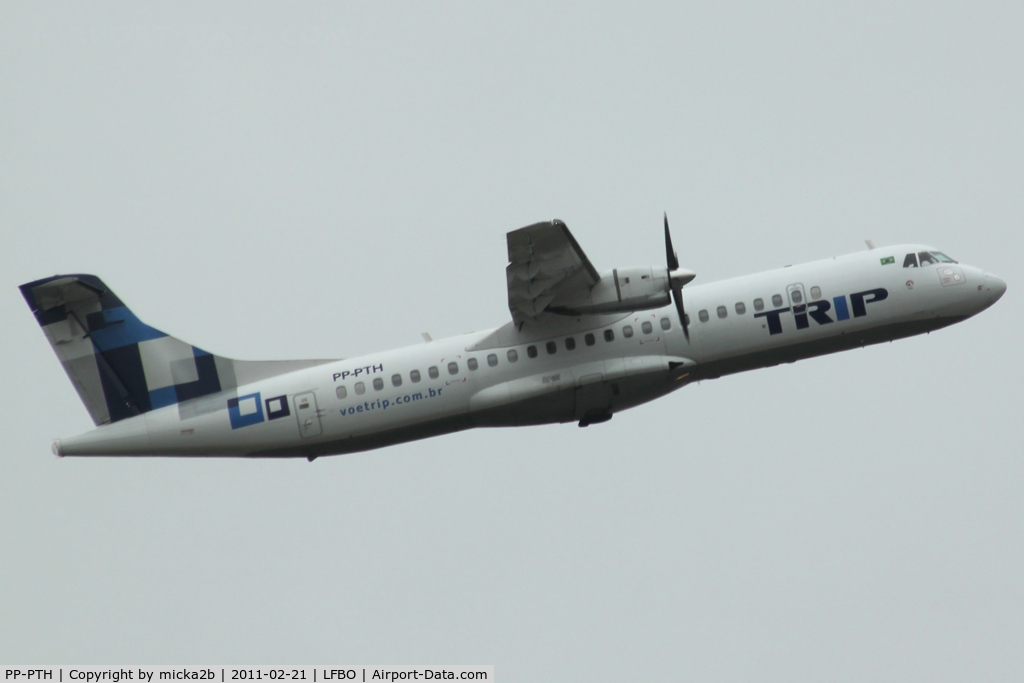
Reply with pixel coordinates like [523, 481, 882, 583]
[988, 274, 1007, 302]
[975, 272, 1007, 309]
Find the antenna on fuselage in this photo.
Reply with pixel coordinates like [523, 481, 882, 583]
[865, 240, 876, 250]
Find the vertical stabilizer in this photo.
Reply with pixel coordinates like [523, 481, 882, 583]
[21, 274, 340, 427]
[20, 275, 228, 425]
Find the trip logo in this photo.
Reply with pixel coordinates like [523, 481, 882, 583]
[754, 288, 888, 335]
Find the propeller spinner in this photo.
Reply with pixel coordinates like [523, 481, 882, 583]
[664, 213, 696, 340]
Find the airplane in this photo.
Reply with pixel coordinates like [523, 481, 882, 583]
[20, 217, 1006, 461]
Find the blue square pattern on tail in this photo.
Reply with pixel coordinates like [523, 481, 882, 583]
[87, 306, 167, 350]
[265, 395, 290, 420]
[228, 392, 264, 429]
[149, 386, 179, 410]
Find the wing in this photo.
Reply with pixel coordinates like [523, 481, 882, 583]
[506, 220, 601, 325]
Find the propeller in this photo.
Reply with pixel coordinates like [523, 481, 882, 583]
[664, 213, 696, 341]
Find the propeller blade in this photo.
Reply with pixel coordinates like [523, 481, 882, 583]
[664, 212, 679, 271]
[673, 286, 689, 341]
[664, 213, 689, 339]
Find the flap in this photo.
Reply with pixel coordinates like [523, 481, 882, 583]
[506, 220, 600, 325]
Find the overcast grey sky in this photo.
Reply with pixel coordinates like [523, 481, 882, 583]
[2, 2, 1022, 680]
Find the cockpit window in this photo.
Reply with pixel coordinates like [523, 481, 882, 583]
[904, 251, 958, 268]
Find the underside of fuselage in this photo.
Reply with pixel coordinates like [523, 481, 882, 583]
[250, 366, 689, 459]
[694, 313, 968, 380]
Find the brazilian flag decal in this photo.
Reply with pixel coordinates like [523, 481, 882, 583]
[880, 256, 895, 265]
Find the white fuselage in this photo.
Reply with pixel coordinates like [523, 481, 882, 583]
[54, 245, 1006, 458]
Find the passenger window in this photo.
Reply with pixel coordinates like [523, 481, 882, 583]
[753, 298, 764, 311]
[336, 386, 347, 399]
[373, 377, 384, 391]
[448, 362, 458, 375]
[660, 317, 671, 330]
[428, 366, 439, 379]
[410, 369, 421, 383]
[391, 374, 402, 387]
[467, 358, 478, 371]
[565, 337, 576, 350]
[623, 325, 634, 338]
[355, 381, 365, 395]
[546, 341, 557, 354]
[487, 353, 498, 367]
[698, 309, 709, 322]
[772, 294, 783, 307]
[810, 286, 821, 300]
[527, 345, 538, 358]
[735, 302, 746, 315]
[507, 349, 519, 362]
[642, 321, 653, 334]
[791, 289, 803, 304]
[585, 333, 596, 346]
[604, 329, 614, 342]
[717, 306, 727, 319]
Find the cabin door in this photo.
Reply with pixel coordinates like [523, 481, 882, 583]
[786, 283, 807, 307]
[294, 391, 323, 438]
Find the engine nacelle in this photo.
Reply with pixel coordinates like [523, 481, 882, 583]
[548, 266, 672, 316]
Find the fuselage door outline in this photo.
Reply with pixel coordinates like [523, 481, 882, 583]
[294, 391, 323, 438]
[787, 283, 808, 330]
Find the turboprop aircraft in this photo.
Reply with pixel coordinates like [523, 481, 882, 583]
[21, 217, 1005, 460]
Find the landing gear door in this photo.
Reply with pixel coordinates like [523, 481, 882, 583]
[575, 373, 612, 426]
[294, 391, 323, 438]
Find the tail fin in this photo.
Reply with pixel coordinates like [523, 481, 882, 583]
[20, 274, 336, 426]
